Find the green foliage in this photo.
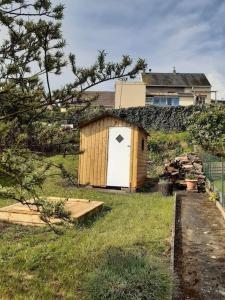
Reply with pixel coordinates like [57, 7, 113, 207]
[49, 102, 209, 132]
[209, 192, 219, 202]
[0, 149, 74, 225]
[148, 131, 192, 153]
[41, 105, 107, 127]
[0, 1, 146, 224]
[189, 106, 225, 156]
[27, 121, 79, 153]
[147, 131, 192, 177]
[36, 197, 71, 224]
[112, 105, 208, 131]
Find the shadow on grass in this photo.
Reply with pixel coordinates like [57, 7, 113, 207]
[84, 246, 171, 300]
[0, 221, 49, 239]
[75, 205, 112, 229]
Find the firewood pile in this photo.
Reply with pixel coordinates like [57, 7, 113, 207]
[162, 153, 206, 192]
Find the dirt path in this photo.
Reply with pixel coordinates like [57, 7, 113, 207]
[174, 191, 225, 300]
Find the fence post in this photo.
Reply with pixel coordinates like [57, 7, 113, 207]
[222, 160, 224, 207]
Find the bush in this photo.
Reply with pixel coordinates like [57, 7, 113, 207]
[148, 131, 192, 153]
[85, 247, 170, 300]
[44, 105, 208, 132]
[147, 131, 192, 177]
[188, 106, 225, 156]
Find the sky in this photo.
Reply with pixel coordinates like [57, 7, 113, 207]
[56, 0, 225, 99]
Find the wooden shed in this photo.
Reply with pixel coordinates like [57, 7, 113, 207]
[78, 113, 148, 191]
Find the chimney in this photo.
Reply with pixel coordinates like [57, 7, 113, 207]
[173, 66, 176, 74]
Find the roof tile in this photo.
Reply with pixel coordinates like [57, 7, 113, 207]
[142, 73, 211, 87]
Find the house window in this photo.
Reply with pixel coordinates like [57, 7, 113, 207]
[146, 97, 180, 106]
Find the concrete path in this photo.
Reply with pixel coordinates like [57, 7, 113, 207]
[174, 191, 225, 300]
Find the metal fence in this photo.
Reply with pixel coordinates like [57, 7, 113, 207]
[198, 149, 225, 207]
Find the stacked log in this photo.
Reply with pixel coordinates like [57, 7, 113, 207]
[161, 153, 206, 192]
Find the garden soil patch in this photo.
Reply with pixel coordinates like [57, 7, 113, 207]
[174, 191, 225, 299]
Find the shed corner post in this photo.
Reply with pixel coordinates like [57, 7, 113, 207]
[131, 127, 139, 190]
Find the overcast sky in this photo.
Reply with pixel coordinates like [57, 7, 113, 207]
[56, 0, 225, 99]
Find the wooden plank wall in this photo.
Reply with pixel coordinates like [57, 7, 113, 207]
[79, 116, 137, 187]
[130, 127, 138, 188]
[136, 131, 148, 187]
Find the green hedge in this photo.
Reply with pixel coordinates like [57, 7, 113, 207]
[111, 105, 208, 131]
[43, 105, 209, 132]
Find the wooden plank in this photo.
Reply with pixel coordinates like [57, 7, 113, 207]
[103, 117, 109, 186]
[85, 124, 92, 185]
[81, 127, 86, 185]
[0, 198, 104, 226]
[78, 130, 82, 184]
[85, 126, 90, 184]
[129, 126, 134, 188]
[89, 121, 95, 185]
[136, 130, 148, 187]
[80, 126, 87, 185]
[131, 127, 139, 189]
[79, 128, 84, 184]
[93, 120, 101, 186]
[98, 119, 104, 186]
[93, 121, 99, 184]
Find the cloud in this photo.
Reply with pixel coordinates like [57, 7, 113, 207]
[52, 0, 225, 99]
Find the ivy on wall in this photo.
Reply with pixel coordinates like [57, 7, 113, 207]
[111, 105, 208, 131]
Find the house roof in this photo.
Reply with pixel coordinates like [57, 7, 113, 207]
[73, 91, 115, 107]
[142, 72, 211, 87]
[79, 112, 148, 135]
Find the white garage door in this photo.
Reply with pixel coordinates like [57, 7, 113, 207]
[107, 127, 131, 187]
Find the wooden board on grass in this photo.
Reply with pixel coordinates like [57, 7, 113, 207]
[0, 197, 104, 226]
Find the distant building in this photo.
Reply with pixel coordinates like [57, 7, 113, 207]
[115, 69, 211, 108]
[71, 91, 115, 108]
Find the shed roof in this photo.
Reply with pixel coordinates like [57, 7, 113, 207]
[142, 72, 211, 87]
[79, 113, 148, 135]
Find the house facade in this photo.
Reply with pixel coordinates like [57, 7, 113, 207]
[115, 70, 211, 108]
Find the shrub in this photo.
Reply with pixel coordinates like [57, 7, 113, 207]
[148, 131, 192, 153]
[188, 106, 225, 156]
[48, 105, 209, 132]
[147, 131, 192, 177]
[209, 192, 219, 202]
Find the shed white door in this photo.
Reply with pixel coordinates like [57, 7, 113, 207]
[107, 127, 131, 187]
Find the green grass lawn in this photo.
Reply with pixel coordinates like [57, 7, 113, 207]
[0, 155, 173, 300]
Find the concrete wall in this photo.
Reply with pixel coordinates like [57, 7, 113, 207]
[115, 81, 146, 108]
[179, 97, 195, 106]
